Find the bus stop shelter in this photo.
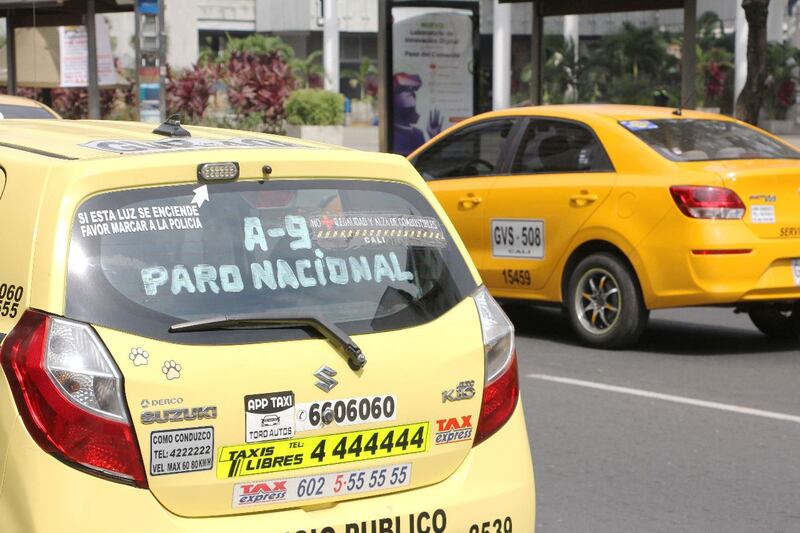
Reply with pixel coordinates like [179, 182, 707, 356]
[0, 0, 134, 118]
[500, 0, 697, 108]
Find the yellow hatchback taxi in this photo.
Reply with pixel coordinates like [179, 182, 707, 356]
[409, 105, 800, 348]
[0, 119, 533, 532]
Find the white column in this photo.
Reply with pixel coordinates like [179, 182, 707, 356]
[735, 1, 748, 102]
[323, 0, 340, 93]
[563, 14, 579, 103]
[492, 0, 512, 110]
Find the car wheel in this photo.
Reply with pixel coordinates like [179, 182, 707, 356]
[566, 252, 648, 349]
[747, 303, 800, 339]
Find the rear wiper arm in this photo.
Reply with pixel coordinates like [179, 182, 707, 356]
[169, 312, 367, 370]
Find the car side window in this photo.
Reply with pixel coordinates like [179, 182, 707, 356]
[510, 119, 613, 174]
[413, 119, 515, 180]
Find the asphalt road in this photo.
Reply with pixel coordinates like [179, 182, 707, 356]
[507, 304, 800, 533]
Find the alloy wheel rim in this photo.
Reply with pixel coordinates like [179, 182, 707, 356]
[575, 268, 622, 335]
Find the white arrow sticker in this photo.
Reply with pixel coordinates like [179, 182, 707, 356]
[191, 185, 209, 208]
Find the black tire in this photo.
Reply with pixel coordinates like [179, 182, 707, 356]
[747, 303, 800, 339]
[565, 252, 649, 349]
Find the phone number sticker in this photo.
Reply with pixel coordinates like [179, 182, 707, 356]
[295, 394, 396, 432]
[233, 463, 411, 508]
[150, 426, 214, 476]
[491, 219, 544, 259]
[218, 422, 428, 479]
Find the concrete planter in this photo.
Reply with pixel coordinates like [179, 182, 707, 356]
[761, 119, 795, 135]
[285, 125, 344, 146]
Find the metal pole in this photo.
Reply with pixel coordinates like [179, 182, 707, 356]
[530, 1, 543, 105]
[378, 0, 389, 152]
[323, 0, 340, 92]
[681, 0, 697, 109]
[86, 0, 100, 119]
[735, 1, 748, 103]
[158, 0, 166, 122]
[563, 14, 579, 103]
[6, 15, 16, 96]
[492, 0, 511, 110]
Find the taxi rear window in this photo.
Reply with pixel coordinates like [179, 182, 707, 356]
[620, 119, 800, 161]
[0, 104, 54, 119]
[66, 179, 476, 344]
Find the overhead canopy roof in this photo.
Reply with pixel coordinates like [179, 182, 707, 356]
[0, 0, 133, 26]
[498, 0, 684, 17]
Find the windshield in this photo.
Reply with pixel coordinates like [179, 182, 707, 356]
[619, 119, 800, 162]
[0, 104, 55, 119]
[66, 179, 476, 344]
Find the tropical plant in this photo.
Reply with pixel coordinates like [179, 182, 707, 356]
[50, 87, 123, 119]
[166, 63, 219, 122]
[222, 34, 295, 64]
[285, 89, 344, 126]
[225, 49, 295, 133]
[342, 57, 377, 100]
[764, 41, 800, 119]
[696, 44, 734, 108]
[292, 50, 323, 89]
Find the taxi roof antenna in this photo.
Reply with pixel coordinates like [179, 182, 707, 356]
[673, 87, 697, 117]
[153, 114, 191, 138]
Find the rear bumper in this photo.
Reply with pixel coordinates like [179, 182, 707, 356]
[636, 211, 800, 308]
[0, 399, 535, 533]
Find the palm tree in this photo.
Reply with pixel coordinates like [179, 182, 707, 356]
[292, 50, 323, 89]
[342, 57, 377, 101]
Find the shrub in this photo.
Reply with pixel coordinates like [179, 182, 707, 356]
[166, 64, 218, 122]
[285, 89, 344, 126]
[226, 50, 294, 133]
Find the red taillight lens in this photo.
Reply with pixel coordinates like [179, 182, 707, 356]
[0, 310, 147, 487]
[475, 352, 519, 445]
[670, 186, 746, 220]
[472, 287, 519, 446]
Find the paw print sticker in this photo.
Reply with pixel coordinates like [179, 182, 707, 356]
[129, 348, 149, 367]
[162, 360, 182, 381]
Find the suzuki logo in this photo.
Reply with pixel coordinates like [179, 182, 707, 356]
[313, 365, 338, 393]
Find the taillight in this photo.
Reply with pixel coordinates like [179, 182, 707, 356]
[670, 186, 746, 219]
[0, 309, 147, 487]
[472, 286, 519, 446]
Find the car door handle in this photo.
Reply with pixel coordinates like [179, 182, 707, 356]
[570, 193, 598, 207]
[458, 195, 483, 209]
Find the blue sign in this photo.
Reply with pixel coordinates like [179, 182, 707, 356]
[138, 0, 159, 15]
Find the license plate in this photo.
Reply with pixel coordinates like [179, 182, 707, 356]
[217, 422, 428, 479]
[793, 259, 800, 286]
[491, 219, 544, 259]
[232, 463, 411, 508]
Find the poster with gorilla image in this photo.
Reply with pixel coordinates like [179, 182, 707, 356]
[390, 6, 475, 156]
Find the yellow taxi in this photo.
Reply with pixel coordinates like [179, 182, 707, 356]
[0, 118, 533, 531]
[0, 94, 60, 119]
[409, 105, 800, 348]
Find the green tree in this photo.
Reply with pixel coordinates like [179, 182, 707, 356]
[342, 57, 377, 100]
[292, 50, 323, 89]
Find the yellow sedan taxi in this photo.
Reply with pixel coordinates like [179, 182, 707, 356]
[409, 105, 800, 348]
[0, 119, 533, 531]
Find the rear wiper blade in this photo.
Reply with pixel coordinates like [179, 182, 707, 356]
[169, 312, 367, 371]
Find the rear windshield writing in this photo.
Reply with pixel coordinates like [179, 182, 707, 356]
[67, 180, 474, 344]
[77, 204, 203, 237]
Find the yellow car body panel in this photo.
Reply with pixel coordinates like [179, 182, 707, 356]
[409, 105, 800, 310]
[0, 120, 533, 531]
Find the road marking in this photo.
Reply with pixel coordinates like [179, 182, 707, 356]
[527, 373, 800, 424]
